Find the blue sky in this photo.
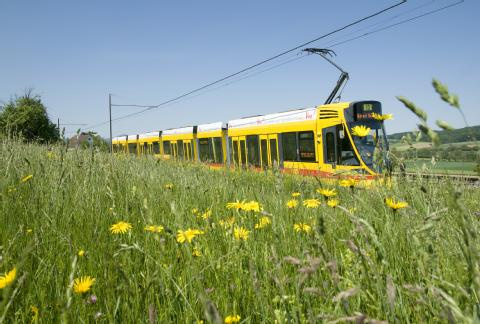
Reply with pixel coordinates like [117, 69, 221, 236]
[1, 0, 478, 138]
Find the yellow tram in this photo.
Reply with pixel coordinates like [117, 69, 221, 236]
[111, 100, 389, 178]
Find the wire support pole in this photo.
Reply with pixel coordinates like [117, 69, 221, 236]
[109, 93, 113, 154]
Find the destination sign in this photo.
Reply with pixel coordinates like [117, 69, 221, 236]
[353, 101, 382, 121]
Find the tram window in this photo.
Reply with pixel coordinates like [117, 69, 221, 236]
[163, 141, 171, 155]
[298, 131, 316, 162]
[270, 139, 278, 165]
[240, 140, 247, 166]
[261, 139, 268, 167]
[282, 132, 297, 161]
[338, 129, 360, 166]
[153, 141, 160, 154]
[325, 133, 335, 163]
[128, 143, 137, 154]
[246, 135, 260, 166]
[177, 140, 184, 159]
[199, 138, 214, 162]
[213, 137, 223, 163]
[233, 140, 239, 165]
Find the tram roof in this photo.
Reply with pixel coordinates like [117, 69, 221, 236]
[227, 107, 316, 129]
[162, 126, 195, 136]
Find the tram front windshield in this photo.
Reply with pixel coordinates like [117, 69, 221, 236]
[349, 120, 389, 172]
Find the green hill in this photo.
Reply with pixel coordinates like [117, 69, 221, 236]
[388, 125, 480, 144]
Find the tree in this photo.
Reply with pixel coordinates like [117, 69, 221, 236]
[0, 91, 59, 143]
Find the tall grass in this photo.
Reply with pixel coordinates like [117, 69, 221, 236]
[1, 139, 479, 323]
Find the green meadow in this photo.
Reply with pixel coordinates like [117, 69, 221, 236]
[1, 139, 480, 323]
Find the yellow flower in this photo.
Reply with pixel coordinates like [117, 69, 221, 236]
[192, 246, 202, 257]
[47, 151, 56, 159]
[294, 223, 311, 233]
[233, 227, 249, 241]
[20, 174, 33, 183]
[385, 198, 408, 211]
[191, 208, 199, 215]
[242, 201, 262, 212]
[317, 188, 337, 198]
[226, 200, 245, 210]
[0, 267, 17, 289]
[303, 199, 321, 208]
[109, 221, 133, 234]
[254, 217, 271, 229]
[327, 199, 339, 208]
[351, 125, 371, 137]
[219, 217, 236, 228]
[176, 229, 204, 243]
[339, 179, 356, 188]
[291, 192, 300, 197]
[201, 209, 212, 220]
[26, 228, 33, 234]
[371, 112, 393, 121]
[78, 250, 85, 257]
[164, 183, 174, 190]
[224, 315, 241, 324]
[73, 276, 95, 294]
[286, 199, 298, 209]
[30, 305, 39, 322]
[145, 225, 164, 233]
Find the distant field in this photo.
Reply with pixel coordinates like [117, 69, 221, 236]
[404, 159, 477, 175]
[391, 141, 480, 152]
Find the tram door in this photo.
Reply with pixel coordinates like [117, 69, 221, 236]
[183, 141, 192, 160]
[171, 142, 178, 159]
[177, 140, 184, 160]
[322, 126, 337, 169]
[238, 136, 247, 168]
[259, 134, 279, 168]
[231, 138, 239, 167]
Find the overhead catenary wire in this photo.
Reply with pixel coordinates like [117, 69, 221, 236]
[81, 1, 407, 131]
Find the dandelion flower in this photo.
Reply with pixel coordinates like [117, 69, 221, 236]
[242, 201, 262, 212]
[73, 276, 95, 294]
[191, 208, 199, 215]
[327, 199, 339, 208]
[26, 228, 33, 234]
[371, 112, 393, 121]
[233, 227, 249, 241]
[192, 246, 202, 257]
[294, 223, 311, 233]
[286, 199, 298, 209]
[176, 229, 204, 243]
[164, 183, 174, 190]
[145, 225, 164, 233]
[317, 188, 337, 198]
[201, 209, 212, 220]
[78, 250, 85, 257]
[30, 305, 39, 322]
[226, 200, 245, 210]
[20, 175, 33, 183]
[0, 267, 17, 289]
[254, 217, 271, 229]
[385, 198, 408, 211]
[219, 217, 236, 228]
[351, 125, 371, 137]
[291, 192, 300, 197]
[224, 315, 241, 323]
[303, 199, 321, 208]
[109, 221, 133, 234]
[339, 179, 356, 188]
